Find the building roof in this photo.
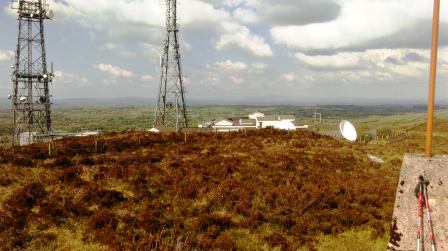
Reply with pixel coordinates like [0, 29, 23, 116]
[234, 119, 256, 126]
[249, 111, 265, 116]
[214, 118, 234, 126]
[257, 115, 280, 122]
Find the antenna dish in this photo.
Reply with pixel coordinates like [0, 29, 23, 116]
[274, 120, 296, 131]
[339, 120, 357, 141]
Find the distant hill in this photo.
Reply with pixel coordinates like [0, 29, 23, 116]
[52, 97, 156, 108]
[1, 96, 447, 109]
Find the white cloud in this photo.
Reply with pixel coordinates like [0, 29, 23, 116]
[214, 60, 249, 71]
[0, 50, 14, 61]
[230, 76, 244, 84]
[216, 22, 273, 57]
[140, 75, 153, 81]
[233, 8, 258, 24]
[280, 71, 315, 88]
[32, 0, 272, 58]
[95, 63, 134, 78]
[48, 0, 229, 31]
[282, 72, 296, 82]
[252, 62, 268, 70]
[54, 70, 89, 87]
[206, 0, 245, 8]
[296, 49, 430, 77]
[270, 0, 440, 50]
[296, 53, 360, 69]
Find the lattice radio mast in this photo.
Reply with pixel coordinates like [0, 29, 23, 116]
[154, 0, 188, 131]
[10, 0, 54, 145]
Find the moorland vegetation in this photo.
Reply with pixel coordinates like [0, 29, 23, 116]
[0, 130, 396, 250]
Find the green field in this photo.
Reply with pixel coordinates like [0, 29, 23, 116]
[1, 105, 447, 157]
[0, 105, 445, 148]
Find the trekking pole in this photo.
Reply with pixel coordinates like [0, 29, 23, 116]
[423, 177, 437, 251]
[416, 177, 424, 251]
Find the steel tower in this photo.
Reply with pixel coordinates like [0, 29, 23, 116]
[10, 0, 54, 145]
[154, 0, 188, 131]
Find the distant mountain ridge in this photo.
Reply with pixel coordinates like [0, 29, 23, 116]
[0, 96, 447, 109]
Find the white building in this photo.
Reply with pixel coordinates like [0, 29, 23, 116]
[201, 112, 308, 132]
[249, 112, 265, 120]
[256, 115, 295, 129]
[212, 118, 256, 132]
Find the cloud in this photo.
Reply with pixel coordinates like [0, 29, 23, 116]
[232, 8, 258, 24]
[53, 70, 89, 87]
[270, 0, 441, 51]
[295, 49, 430, 77]
[216, 22, 273, 57]
[140, 75, 153, 81]
[281, 72, 296, 82]
[0, 50, 14, 61]
[295, 52, 360, 69]
[31, 0, 272, 58]
[214, 60, 249, 71]
[95, 63, 134, 78]
[230, 76, 244, 84]
[248, 0, 341, 26]
[212, 60, 269, 72]
[204, 0, 245, 8]
[252, 63, 268, 70]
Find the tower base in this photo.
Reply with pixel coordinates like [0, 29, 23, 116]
[388, 154, 448, 251]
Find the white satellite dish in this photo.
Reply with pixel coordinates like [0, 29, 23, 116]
[339, 120, 357, 142]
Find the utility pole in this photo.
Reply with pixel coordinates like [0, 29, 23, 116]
[313, 108, 322, 123]
[10, 0, 54, 145]
[153, 0, 188, 131]
[425, 0, 440, 157]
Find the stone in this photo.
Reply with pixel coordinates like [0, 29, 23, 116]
[388, 154, 448, 251]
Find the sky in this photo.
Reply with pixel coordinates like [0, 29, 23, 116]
[1, 0, 448, 105]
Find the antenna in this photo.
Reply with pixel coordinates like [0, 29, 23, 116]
[313, 107, 322, 123]
[10, 0, 54, 145]
[339, 120, 357, 142]
[153, 0, 188, 131]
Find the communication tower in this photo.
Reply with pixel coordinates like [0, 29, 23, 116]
[154, 0, 188, 131]
[10, 0, 54, 145]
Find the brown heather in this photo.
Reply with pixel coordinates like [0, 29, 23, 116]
[0, 130, 396, 250]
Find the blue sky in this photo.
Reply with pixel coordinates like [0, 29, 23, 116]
[1, 0, 448, 105]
